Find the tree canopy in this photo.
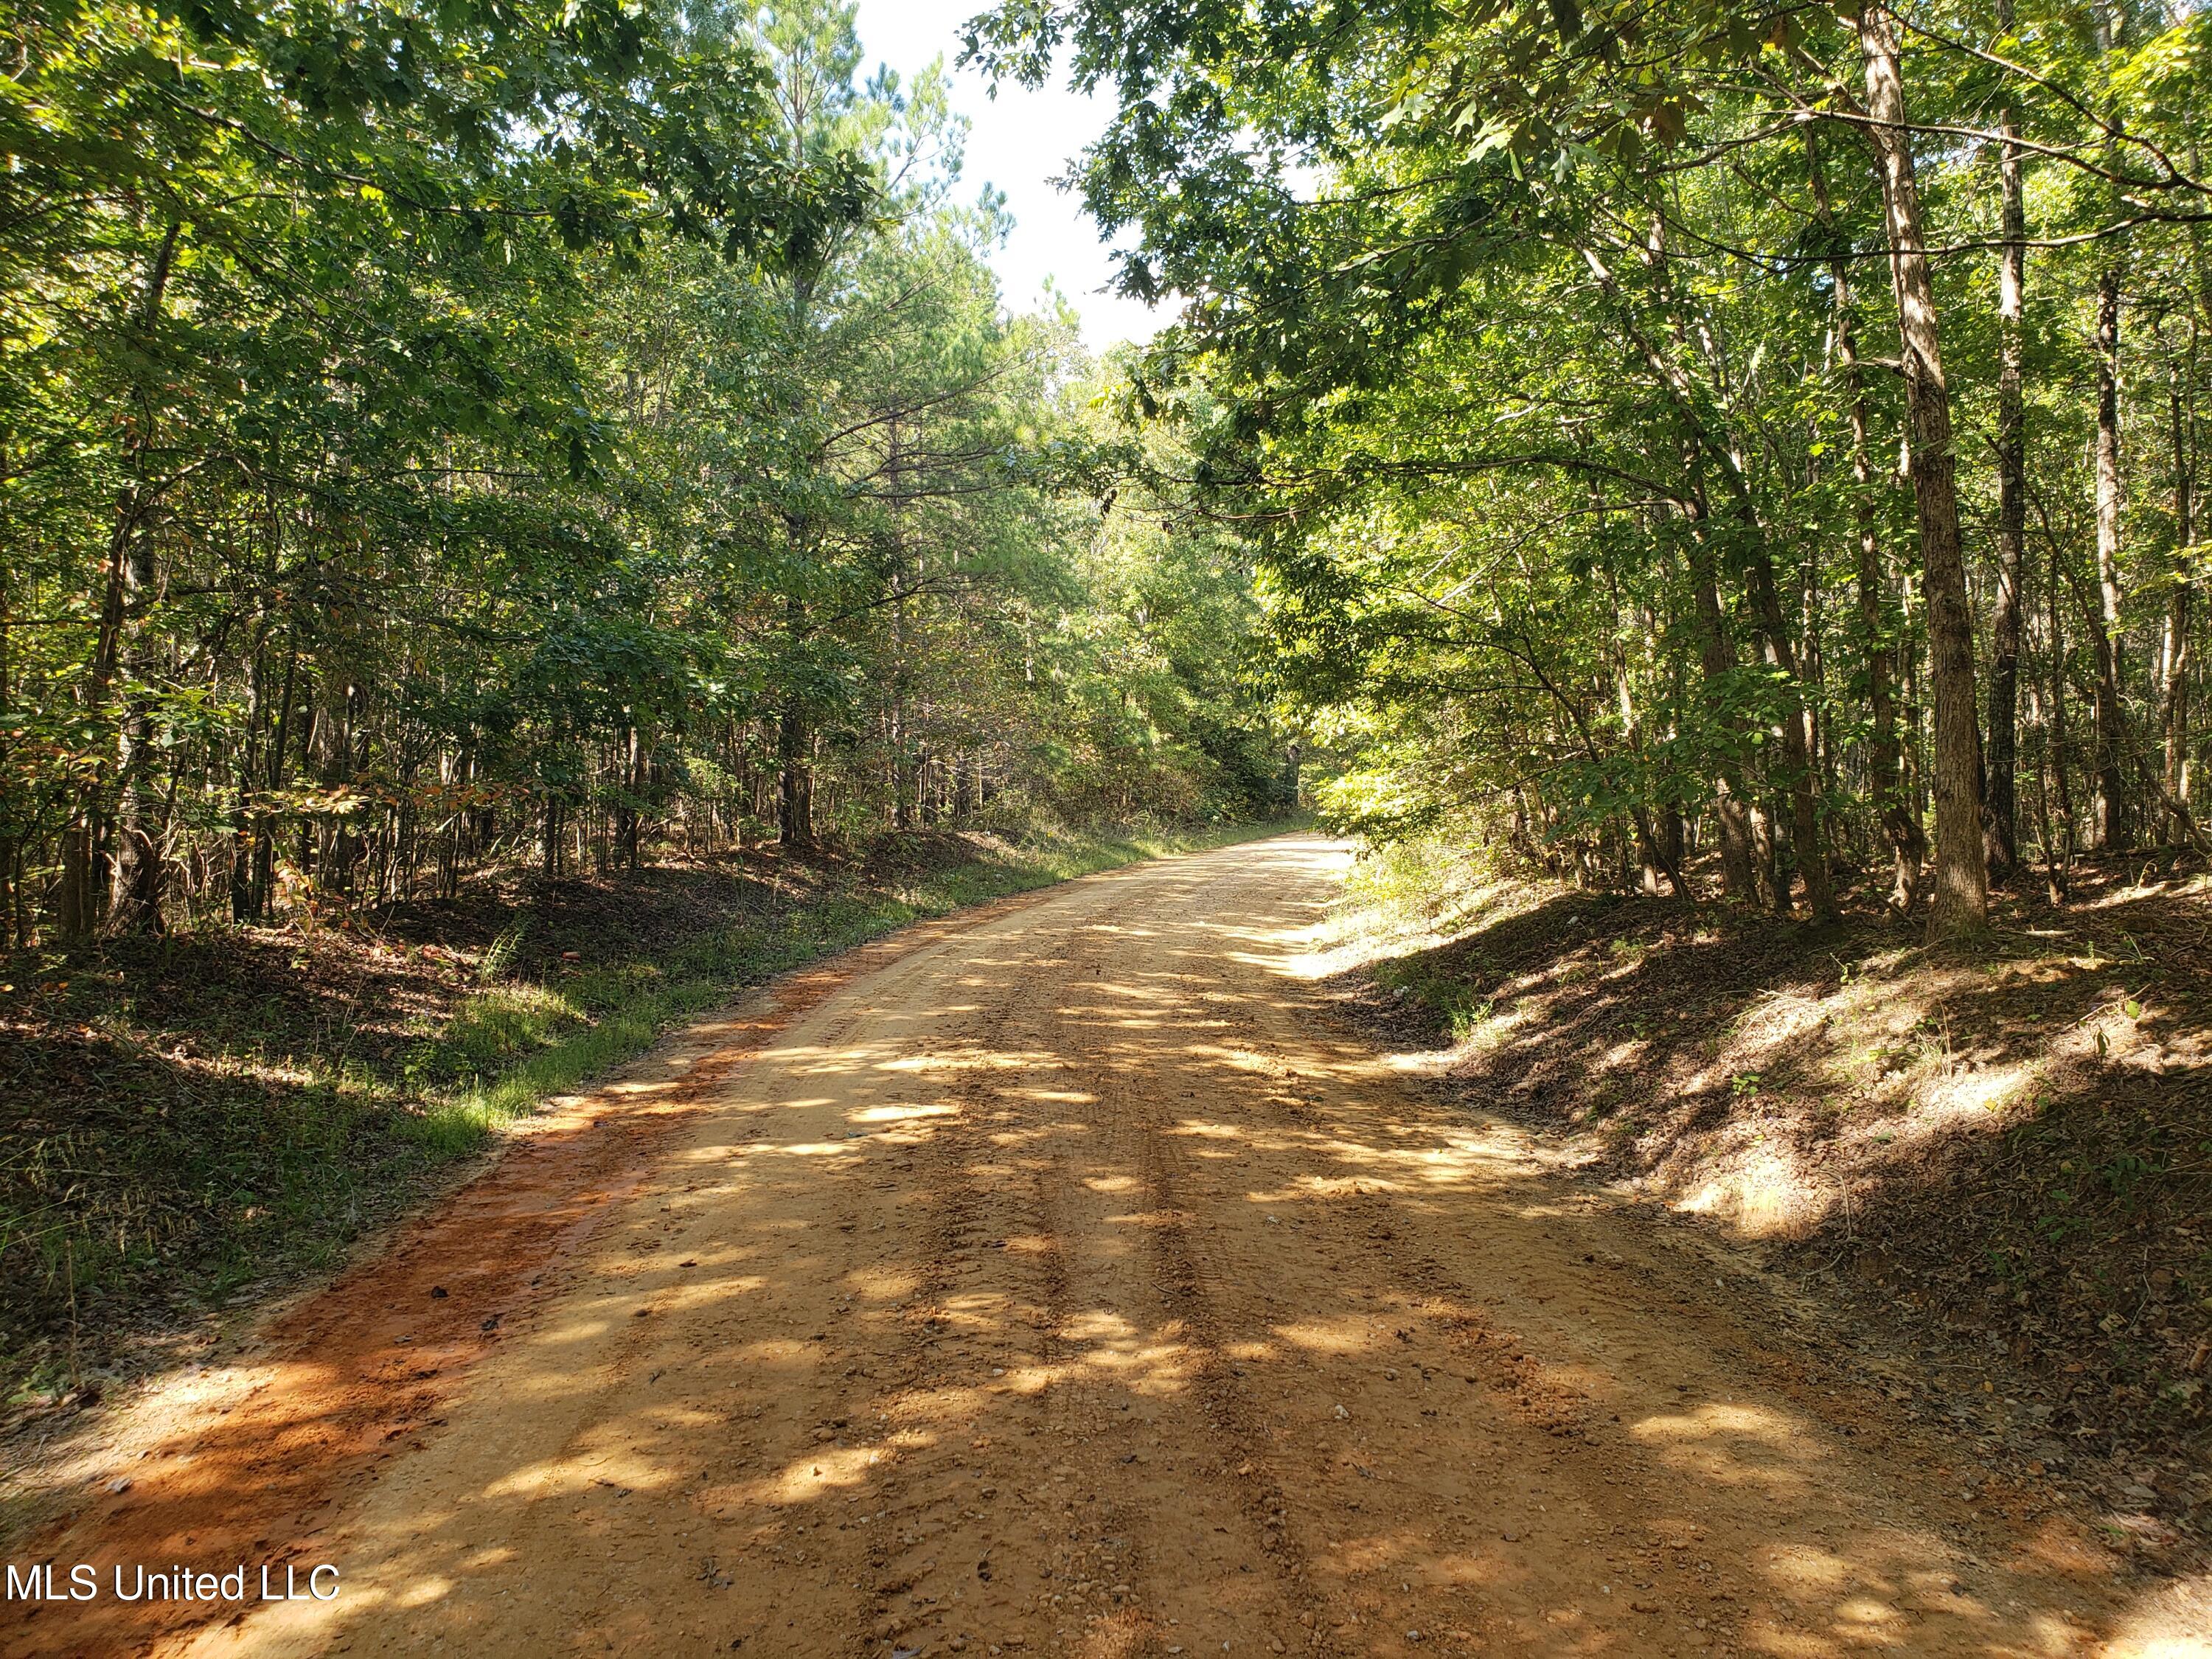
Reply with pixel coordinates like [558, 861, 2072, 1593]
[7, 0, 2209, 944]
[970, 0, 2210, 936]
[0, 0, 1287, 943]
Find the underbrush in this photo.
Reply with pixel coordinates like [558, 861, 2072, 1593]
[0, 820, 1278, 1404]
[1327, 834, 2212, 1534]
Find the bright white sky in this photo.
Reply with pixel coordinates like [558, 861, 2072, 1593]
[849, 0, 1164, 352]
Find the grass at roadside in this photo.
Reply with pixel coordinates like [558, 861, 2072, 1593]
[1, 821, 1287, 1405]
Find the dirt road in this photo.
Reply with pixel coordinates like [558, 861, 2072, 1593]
[7, 837, 2197, 1656]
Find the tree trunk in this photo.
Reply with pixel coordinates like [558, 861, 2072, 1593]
[890, 698, 913, 830]
[106, 524, 167, 933]
[1812, 131, 1917, 907]
[778, 703, 813, 846]
[2163, 355, 2197, 833]
[2048, 531, 2076, 892]
[1587, 235, 1826, 915]
[1857, 4, 1989, 939]
[1986, 40, 2028, 879]
[1687, 310, 1839, 922]
[74, 220, 183, 937]
[2091, 265, 2129, 849]
[229, 641, 266, 922]
[1741, 541, 1840, 920]
[1610, 603, 1692, 899]
[1685, 526, 1760, 904]
[616, 719, 644, 870]
[56, 824, 96, 939]
[953, 749, 975, 818]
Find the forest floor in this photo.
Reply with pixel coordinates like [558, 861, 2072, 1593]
[1329, 846, 2211, 1562]
[2, 834, 2204, 1658]
[0, 824, 1266, 1418]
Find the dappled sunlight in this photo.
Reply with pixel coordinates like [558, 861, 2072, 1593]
[1629, 1401, 1826, 1504]
[2098, 1573, 2212, 1659]
[1763, 1543, 1854, 1590]
[762, 1444, 885, 1503]
[597, 1075, 684, 1099]
[66, 839, 2157, 1659]
[480, 1441, 674, 1501]
[1271, 1317, 1377, 1357]
[771, 1138, 884, 1157]
[391, 1576, 456, 1610]
[845, 1100, 959, 1124]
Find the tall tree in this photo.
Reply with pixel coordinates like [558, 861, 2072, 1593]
[1986, 0, 2031, 880]
[1855, 0, 1989, 937]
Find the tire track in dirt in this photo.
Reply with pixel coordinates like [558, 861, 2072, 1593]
[10, 837, 2190, 1659]
[821, 906, 1119, 1656]
[1095, 865, 1514, 1653]
[915, 884, 1171, 1655]
[1057, 858, 1357, 1653]
[1134, 1108, 1352, 1655]
[852, 997, 1037, 1655]
[1186, 1027, 1826, 1655]
[1202, 938, 2118, 1657]
[1042, 864, 1324, 1655]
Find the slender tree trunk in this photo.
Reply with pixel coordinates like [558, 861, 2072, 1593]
[884, 417, 915, 832]
[1857, 4, 1989, 939]
[1683, 281, 1839, 919]
[1609, 579, 1692, 899]
[1583, 241, 1768, 905]
[1747, 799, 1782, 913]
[106, 517, 167, 932]
[2163, 350, 2197, 832]
[256, 639, 296, 919]
[1986, 37, 2028, 878]
[1685, 518, 1761, 903]
[2048, 532, 2076, 891]
[1856, 443, 1926, 913]
[953, 750, 975, 818]
[230, 641, 265, 922]
[1678, 296, 1829, 916]
[2091, 266, 2129, 849]
[777, 577, 813, 845]
[0, 525, 13, 942]
[1741, 547, 1839, 919]
[71, 220, 183, 936]
[778, 703, 813, 846]
[2085, 1, 2131, 852]
[108, 546, 170, 938]
[616, 718, 644, 869]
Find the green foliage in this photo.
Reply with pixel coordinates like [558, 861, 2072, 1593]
[0, 0, 1289, 947]
[972, 0, 2211, 905]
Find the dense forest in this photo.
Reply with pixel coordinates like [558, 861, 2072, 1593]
[4, 2, 2212, 1641]
[0, 0, 1284, 947]
[11, 0, 2207, 945]
[970, 0, 2208, 939]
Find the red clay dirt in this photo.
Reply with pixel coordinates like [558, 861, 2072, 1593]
[1, 894, 1053, 1658]
[4, 838, 2205, 1657]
